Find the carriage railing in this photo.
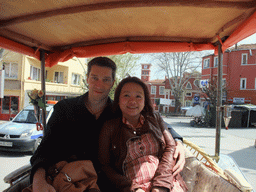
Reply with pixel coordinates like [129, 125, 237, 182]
[183, 138, 253, 192]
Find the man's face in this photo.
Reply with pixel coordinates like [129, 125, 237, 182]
[87, 65, 114, 101]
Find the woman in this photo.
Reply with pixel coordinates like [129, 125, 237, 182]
[98, 77, 187, 192]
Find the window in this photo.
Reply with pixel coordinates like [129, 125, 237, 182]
[194, 79, 200, 87]
[240, 78, 246, 90]
[214, 56, 218, 67]
[241, 53, 248, 65]
[72, 73, 81, 85]
[222, 78, 226, 87]
[203, 58, 210, 68]
[186, 82, 192, 89]
[151, 86, 156, 94]
[185, 100, 192, 107]
[171, 99, 175, 107]
[144, 65, 148, 69]
[142, 71, 149, 75]
[30, 65, 40, 81]
[54, 71, 64, 83]
[186, 92, 192, 97]
[165, 91, 169, 99]
[159, 86, 165, 95]
[4, 62, 18, 79]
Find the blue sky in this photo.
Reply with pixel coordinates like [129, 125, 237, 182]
[136, 33, 256, 80]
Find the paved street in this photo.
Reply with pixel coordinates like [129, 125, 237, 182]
[163, 116, 256, 191]
[0, 151, 31, 191]
[0, 117, 255, 191]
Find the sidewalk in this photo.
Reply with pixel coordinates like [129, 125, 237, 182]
[0, 120, 8, 125]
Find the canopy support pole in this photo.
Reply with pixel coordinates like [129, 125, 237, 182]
[247, 109, 250, 128]
[40, 49, 47, 136]
[215, 43, 223, 159]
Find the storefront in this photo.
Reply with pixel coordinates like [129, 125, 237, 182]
[0, 96, 19, 120]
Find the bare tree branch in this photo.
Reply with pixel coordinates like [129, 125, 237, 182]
[151, 51, 203, 112]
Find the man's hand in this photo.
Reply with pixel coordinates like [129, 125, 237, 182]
[172, 140, 185, 176]
[33, 168, 56, 192]
[33, 182, 56, 192]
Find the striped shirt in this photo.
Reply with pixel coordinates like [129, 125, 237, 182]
[122, 115, 185, 192]
[123, 115, 159, 192]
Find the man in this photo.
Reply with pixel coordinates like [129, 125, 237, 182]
[7, 57, 185, 191]
[31, 57, 117, 191]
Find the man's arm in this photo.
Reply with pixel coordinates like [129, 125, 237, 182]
[30, 100, 67, 183]
[166, 123, 185, 176]
[167, 126, 183, 141]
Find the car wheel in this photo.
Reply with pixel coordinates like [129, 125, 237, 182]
[190, 120, 196, 127]
[32, 137, 42, 154]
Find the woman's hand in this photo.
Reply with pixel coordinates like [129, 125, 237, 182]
[172, 140, 185, 176]
[151, 187, 168, 192]
[135, 188, 145, 192]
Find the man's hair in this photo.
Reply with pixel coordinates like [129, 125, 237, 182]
[87, 57, 117, 80]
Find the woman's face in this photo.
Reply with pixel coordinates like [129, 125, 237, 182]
[119, 82, 145, 120]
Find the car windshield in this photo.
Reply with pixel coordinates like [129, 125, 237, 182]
[12, 109, 50, 123]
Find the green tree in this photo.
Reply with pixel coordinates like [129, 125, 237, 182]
[0, 49, 5, 61]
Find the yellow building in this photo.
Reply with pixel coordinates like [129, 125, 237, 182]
[0, 50, 86, 120]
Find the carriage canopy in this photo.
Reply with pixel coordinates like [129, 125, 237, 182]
[0, 0, 256, 66]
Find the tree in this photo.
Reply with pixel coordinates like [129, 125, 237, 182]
[107, 53, 141, 99]
[0, 49, 5, 61]
[200, 77, 226, 126]
[152, 52, 203, 112]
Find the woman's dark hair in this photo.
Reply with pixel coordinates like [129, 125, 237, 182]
[113, 76, 154, 117]
[87, 57, 117, 80]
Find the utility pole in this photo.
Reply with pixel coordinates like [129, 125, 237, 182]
[40, 49, 47, 136]
[215, 42, 223, 159]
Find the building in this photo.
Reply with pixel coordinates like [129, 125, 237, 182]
[201, 44, 256, 105]
[0, 50, 86, 120]
[141, 64, 201, 113]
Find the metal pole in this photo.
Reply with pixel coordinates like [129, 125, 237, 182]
[40, 49, 47, 136]
[215, 43, 223, 158]
[247, 110, 250, 128]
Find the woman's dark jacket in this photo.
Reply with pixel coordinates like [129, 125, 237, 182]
[98, 113, 187, 192]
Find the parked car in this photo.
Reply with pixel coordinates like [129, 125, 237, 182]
[0, 104, 54, 153]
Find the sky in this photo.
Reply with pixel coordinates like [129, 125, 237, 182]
[237, 33, 256, 45]
[135, 33, 256, 80]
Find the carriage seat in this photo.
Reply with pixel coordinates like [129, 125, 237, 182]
[181, 148, 247, 192]
[3, 148, 251, 192]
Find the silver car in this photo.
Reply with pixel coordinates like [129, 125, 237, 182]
[0, 105, 54, 153]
